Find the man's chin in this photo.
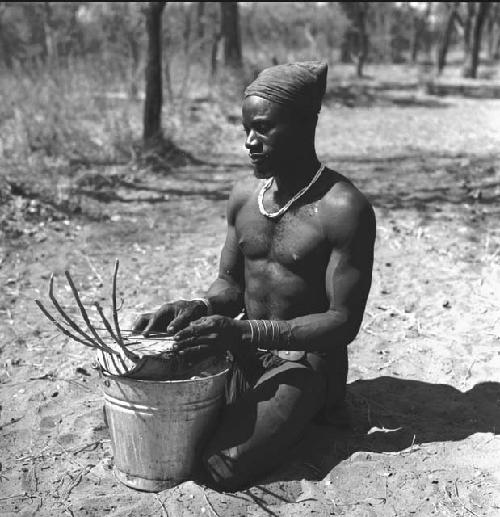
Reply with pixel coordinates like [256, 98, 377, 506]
[252, 165, 273, 180]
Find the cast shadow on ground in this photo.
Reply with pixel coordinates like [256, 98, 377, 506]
[77, 178, 232, 203]
[368, 180, 500, 211]
[265, 376, 500, 487]
[325, 151, 499, 215]
[323, 85, 451, 109]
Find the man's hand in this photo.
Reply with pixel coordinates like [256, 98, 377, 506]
[173, 315, 244, 357]
[132, 300, 208, 337]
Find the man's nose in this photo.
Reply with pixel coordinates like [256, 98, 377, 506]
[245, 129, 259, 150]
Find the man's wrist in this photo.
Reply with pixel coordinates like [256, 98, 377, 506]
[239, 319, 292, 350]
[191, 297, 213, 316]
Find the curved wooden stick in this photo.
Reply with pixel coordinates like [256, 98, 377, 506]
[94, 302, 119, 342]
[64, 270, 117, 356]
[94, 302, 137, 361]
[35, 300, 107, 352]
[48, 274, 106, 352]
[112, 260, 124, 347]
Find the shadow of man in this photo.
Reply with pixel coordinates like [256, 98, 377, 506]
[266, 376, 500, 485]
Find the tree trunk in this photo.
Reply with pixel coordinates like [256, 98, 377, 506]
[143, 1, 166, 145]
[183, 3, 192, 56]
[339, 2, 368, 69]
[495, 34, 500, 60]
[340, 30, 353, 63]
[220, 2, 242, 69]
[463, 2, 491, 78]
[210, 30, 221, 80]
[410, 14, 420, 63]
[411, 2, 432, 63]
[437, 3, 459, 74]
[43, 2, 56, 65]
[355, 4, 368, 77]
[487, 3, 500, 59]
[128, 35, 141, 100]
[197, 2, 205, 40]
[463, 2, 474, 57]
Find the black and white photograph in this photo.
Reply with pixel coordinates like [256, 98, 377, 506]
[1, 2, 500, 515]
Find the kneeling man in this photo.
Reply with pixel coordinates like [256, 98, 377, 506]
[134, 61, 376, 490]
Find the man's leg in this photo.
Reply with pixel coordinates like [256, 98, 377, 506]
[202, 360, 326, 490]
[309, 346, 350, 426]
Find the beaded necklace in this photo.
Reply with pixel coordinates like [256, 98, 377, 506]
[258, 164, 325, 219]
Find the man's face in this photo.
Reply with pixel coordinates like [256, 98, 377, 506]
[242, 95, 303, 179]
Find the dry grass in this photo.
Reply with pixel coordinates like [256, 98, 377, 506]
[1, 60, 137, 162]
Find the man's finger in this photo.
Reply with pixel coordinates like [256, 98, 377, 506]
[178, 344, 213, 359]
[143, 305, 177, 336]
[131, 314, 151, 335]
[143, 311, 167, 336]
[175, 334, 218, 350]
[174, 323, 203, 341]
[167, 309, 197, 334]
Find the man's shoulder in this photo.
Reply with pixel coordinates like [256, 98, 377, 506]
[227, 176, 260, 222]
[319, 169, 375, 240]
[320, 169, 371, 214]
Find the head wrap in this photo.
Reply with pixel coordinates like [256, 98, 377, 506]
[244, 61, 328, 118]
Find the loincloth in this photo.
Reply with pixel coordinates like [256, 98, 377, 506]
[226, 347, 347, 425]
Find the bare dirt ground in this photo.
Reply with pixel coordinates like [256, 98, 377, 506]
[2, 88, 500, 516]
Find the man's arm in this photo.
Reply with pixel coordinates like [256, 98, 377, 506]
[238, 185, 376, 353]
[204, 182, 247, 317]
[285, 186, 375, 352]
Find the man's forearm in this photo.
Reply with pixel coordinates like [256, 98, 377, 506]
[205, 277, 244, 318]
[238, 310, 361, 353]
[288, 311, 361, 351]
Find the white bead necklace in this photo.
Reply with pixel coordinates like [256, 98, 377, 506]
[258, 164, 325, 219]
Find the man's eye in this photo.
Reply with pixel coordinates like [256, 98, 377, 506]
[255, 123, 269, 133]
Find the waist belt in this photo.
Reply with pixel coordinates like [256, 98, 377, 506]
[258, 349, 306, 362]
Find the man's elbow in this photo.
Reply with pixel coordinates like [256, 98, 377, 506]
[326, 309, 363, 346]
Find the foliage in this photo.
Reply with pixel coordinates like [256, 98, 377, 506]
[3, 2, 498, 72]
[1, 1, 499, 197]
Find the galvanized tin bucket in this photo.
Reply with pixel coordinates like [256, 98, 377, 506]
[102, 365, 229, 492]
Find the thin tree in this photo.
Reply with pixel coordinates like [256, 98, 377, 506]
[220, 2, 242, 69]
[354, 3, 368, 77]
[197, 2, 205, 40]
[411, 2, 432, 63]
[486, 2, 500, 60]
[143, 1, 166, 145]
[462, 2, 491, 78]
[340, 2, 369, 77]
[437, 2, 459, 75]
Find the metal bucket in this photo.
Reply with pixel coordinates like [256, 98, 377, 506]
[102, 365, 229, 492]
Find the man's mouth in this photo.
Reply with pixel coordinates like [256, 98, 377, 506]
[249, 153, 268, 164]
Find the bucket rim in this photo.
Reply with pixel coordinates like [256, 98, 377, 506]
[101, 366, 230, 385]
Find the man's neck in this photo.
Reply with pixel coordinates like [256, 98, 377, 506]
[273, 153, 321, 198]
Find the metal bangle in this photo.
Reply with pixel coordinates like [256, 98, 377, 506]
[262, 320, 269, 343]
[191, 297, 212, 316]
[256, 320, 262, 348]
[271, 320, 279, 349]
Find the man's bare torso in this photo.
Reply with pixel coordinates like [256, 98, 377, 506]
[232, 168, 368, 321]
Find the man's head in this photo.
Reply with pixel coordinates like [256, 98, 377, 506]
[242, 61, 328, 179]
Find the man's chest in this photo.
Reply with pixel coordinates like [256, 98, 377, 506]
[235, 201, 330, 271]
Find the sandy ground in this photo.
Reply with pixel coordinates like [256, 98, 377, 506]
[2, 93, 500, 516]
